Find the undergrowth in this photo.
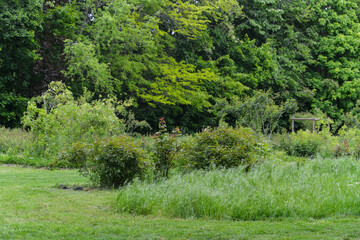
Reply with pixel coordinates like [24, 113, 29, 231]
[117, 157, 360, 221]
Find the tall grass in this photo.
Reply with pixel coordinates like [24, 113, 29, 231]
[117, 157, 360, 220]
[0, 127, 29, 154]
[0, 127, 56, 166]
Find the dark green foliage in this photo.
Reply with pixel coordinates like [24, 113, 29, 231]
[0, 93, 28, 128]
[181, 126, 262, 170]
[0, 0, 43, 92]
[0, 0, 44, 126]
[5, 0, 360, 134]
[63, 136, 144, 188]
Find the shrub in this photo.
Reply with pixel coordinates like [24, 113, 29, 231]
[153, 118, 180, 178]
[338, 126, 360, 158]
[57, 136, 145, 188]
[53, 142, 89, 168]
[332, 140, 351, 158]
[22, 81, 125, 159]
[351, 137, 360, 159]
[217, 90, 297, 141]
[274, 130, 323, 157]
[180, 126, 262, 170]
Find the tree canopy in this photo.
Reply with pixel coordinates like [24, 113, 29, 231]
[2, 0, 360, 132]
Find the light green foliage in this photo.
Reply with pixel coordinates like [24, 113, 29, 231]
[274, 130, 324, 157]
[337, 126, 360, 158]
[338, 125, 360, 142]
[161, 0, 241, 40]
[143, 57, 214, 108]
[22, 82, 124, 157]
[164, 0, 211, 39]
[61, 0, 217, 117]
[64, 40, 115, 95]
[178, 126, 262, 171]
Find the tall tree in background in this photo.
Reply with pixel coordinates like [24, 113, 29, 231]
[62, 0, 232, 130]
[0, 0, 44, 126]
[3, 0, 360, 132]
[307, 0, 360, 120]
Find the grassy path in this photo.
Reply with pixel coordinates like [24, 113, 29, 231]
[0, 165, 359, 239]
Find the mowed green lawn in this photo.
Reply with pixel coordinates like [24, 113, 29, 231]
[0, 165, 359, 239]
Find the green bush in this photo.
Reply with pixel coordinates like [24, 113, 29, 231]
[53, 142, 89, 168]
[350, 137, 360, 159]
[153, 118, 180, 178]
[58, 136, 145, 188]
[179, 126, 262, 170]
[332, 140, 351, 158]
[338, 126, 360, 158]
[274, 130, 323, 157]
[22, 82, 125, 159]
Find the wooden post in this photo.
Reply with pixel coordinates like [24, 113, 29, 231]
[312, 117, 316, 133]
[292, 116, 295, 133]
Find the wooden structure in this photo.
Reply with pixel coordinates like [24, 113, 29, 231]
[291, 117, 330, 133]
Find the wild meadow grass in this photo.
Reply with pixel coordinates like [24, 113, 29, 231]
[118, 157, 360, 220]
[0, 127, 29, 154]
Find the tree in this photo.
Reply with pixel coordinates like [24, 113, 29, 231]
[219, 91, 297, 141]
[62, 0, 222, 131]
[0, 0, 44, 126]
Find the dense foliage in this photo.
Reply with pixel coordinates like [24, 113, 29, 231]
[2, 0, 360, 131]
[81, 136, 145, 188]
[178, 126, 263, 170]
[56, 135, 145, 188]
[22, 82, 124, 157]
